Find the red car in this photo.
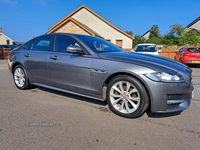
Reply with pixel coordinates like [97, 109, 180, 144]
[174, 46, 200, 65]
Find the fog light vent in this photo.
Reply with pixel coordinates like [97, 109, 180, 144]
[167, 94, 183, 100]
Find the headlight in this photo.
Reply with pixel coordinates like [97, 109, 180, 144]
[144, 72, 184, 82]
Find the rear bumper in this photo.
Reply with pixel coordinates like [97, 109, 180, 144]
[7, 58, 13, 73]
[182, 59, 200, 65]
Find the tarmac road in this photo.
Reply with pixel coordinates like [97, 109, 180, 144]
[0, 60, 200, 150]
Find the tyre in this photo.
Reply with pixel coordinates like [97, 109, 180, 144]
[13, 65, 31, 90]
[107, 75, 149, 118]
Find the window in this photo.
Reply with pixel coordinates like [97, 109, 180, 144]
[55, 36, 80, 53]
[24, 39, 35, 50]
[179, 48, 185, 53]
[188, 48, 200, 52]
[32, 36, 53, 51]
[7, 40, 10, 44]
[116, 40, 122, 48]
[77, 35, 123, 53]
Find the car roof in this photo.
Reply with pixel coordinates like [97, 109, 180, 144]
[137, 43, 156, 46]
[183, 46, 200, 48]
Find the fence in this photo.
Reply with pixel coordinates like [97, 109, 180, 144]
[0, 48, 11, 60]
[159, 50, 178, 60]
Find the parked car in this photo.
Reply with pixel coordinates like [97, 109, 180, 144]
[174, 46, 200, 65]
[132, 43, 161, 56]
[8, 33, 194, 118]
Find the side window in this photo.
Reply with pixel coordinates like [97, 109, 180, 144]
[180, 48, 185, 53]
[32, 36, 52, 51]
[24, 39, 35, 50]
[55, 36, 80, 53]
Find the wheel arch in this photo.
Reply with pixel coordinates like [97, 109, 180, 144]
[12, 62, 23, 73]
[102, 72, 152, 109]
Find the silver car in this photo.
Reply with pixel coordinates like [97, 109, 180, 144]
[8, 33, 194, 118]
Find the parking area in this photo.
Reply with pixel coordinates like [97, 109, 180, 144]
[0, 60, 200, 150]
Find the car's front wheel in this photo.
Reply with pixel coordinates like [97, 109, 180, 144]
[107, 75, 149, 118]
[13, 65, 31, 90]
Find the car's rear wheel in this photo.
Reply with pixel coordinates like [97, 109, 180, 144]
[13, 65, 31, 90]
[107, 75, 149, 118]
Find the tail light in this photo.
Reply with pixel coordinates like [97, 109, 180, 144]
[6, 52, 10, 59]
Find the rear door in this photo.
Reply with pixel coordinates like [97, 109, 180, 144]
[23, 35, 53, 84]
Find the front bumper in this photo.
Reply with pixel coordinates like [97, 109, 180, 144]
[142, 75, 194, 113]
[157, 82, 194, 113]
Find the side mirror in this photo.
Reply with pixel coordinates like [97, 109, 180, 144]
[67, 45, 86, 55]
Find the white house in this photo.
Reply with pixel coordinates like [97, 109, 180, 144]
[186, 16, 200, 32]
[0, 28, 14, 45]
[142, 30, 150, 40]
[48, 5, 134, 51]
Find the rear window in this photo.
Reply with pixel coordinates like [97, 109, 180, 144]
[188, 48, 200, 52]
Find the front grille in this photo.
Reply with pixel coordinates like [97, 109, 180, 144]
[167, 103, 180, 109]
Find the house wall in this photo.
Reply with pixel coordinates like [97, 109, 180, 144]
[189, 20, 200, 30]
[0, 34, 14, 44]
[143, 32, 150, 40]
[54, 21, 90, 35]
[71, 8, 133, 49]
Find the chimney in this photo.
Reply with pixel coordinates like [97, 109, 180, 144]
[0, 28, 2, 33]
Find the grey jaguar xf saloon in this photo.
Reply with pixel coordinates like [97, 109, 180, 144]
[8, 33, 194, 118]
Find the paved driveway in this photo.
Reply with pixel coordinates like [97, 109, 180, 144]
[0, 60, 200, 150]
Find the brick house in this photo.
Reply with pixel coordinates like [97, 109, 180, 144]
[48, 5, 134, 51]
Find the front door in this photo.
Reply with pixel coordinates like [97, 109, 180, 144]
[48, 35, 91, 95]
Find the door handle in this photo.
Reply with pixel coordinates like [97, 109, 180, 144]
[50, 56, 59, 60]
[24, 53, 30, 57]
[91, 69, 107, 74]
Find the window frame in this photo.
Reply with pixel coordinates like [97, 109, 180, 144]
[23, 35, 54, 51]
[53, 35, 86, 54]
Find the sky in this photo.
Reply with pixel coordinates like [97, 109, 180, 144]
[0, 0, 200, 42]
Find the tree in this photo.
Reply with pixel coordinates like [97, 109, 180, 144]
[178, 29, 200, 46]
[169, 24, 184, 36]
[132, 35, 146, 47]
[161, 34, 177, 45]
[149, 25, 160, 38]
[147, 37, 162, 44]
[126, 31, 133, 36]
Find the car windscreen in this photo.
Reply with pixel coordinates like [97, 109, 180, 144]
[78, 36, 123, 53]
[135, 45, 157, 52]
[188, 48, 200, 53]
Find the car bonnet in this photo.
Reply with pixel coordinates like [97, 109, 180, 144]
[98, 51, 187, 72]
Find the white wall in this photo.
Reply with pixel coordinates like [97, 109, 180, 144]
[0, 34, 14, 44]
[72, 8, 132, 49]
[189, 20, 200, 30]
